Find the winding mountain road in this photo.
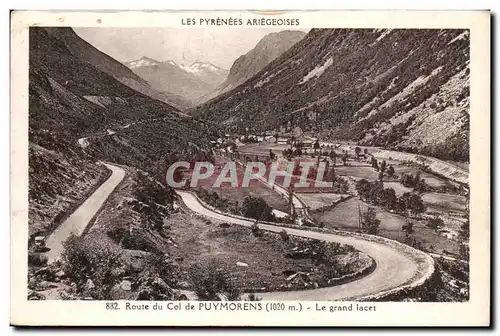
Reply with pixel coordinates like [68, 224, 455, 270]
[44, 163, 126, 263]
[177, 190, 431, 300]
[41, 161, 431, 300]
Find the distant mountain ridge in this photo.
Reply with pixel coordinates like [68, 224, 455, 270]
[196, 28, 470, 162]
[124, 57, 226, 74]
[124, 57, 228, 107]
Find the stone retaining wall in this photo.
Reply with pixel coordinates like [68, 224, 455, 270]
[308, 195, 354, 214]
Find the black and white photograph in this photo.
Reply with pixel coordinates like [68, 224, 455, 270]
[10, 10, 490, 327]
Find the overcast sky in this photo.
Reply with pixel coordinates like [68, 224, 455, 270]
[74, 27, 310, 69]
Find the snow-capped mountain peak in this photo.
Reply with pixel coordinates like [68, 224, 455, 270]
[125, 58, 226, 76]
[179, 62, 225, 74]
[125, 58, 228, 107]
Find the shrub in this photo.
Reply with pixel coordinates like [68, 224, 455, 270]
[107, 226, 159, 253]
[189, 259, 240, 301]
[356, 179, 398, 209]
[458, 220, 469, 241]
[356, 179, 372, 201]
[402, 221, 415, 238]
[302, 219, 318, 227]
[28, 253, 48, 267]
[427, 216, 444, 230]
[400, 171, 428, 192]
[459, 244, 469, 261]
[332, 176, 349, 193]
[379, 188, 398, 210]
[251, 222, 262, 237]
[399, 192, 426, 216]
[61, 234, 122, 298]
[279, 229, 290, 242]
[241, 196, 276, 222]
[319, 263, 340, 280]
[197, 189, 232, 212]
[135, 171, 176, 206]
[246, 293, 263, 301]
[361, 207, 380, 234]
[144, 252, 180, 288]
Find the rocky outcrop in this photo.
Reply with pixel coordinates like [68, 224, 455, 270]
[134, 276, 177, 300]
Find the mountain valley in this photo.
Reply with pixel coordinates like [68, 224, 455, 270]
[196, 28, 470, 162]
[125, 57, 228, 107]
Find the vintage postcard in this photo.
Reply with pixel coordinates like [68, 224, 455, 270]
[10, 10, 490, 326]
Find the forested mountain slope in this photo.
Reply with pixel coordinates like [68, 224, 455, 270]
[29, 27, 215, 237]
[196, 29, 469, 161]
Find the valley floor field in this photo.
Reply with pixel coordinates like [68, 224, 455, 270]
[193, 156, 290, 213]
[237, 141, 468, 258]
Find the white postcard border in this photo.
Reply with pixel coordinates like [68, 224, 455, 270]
[10, 10, 490, 326]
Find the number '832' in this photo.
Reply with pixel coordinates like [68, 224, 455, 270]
[106, 302, 119, 310]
